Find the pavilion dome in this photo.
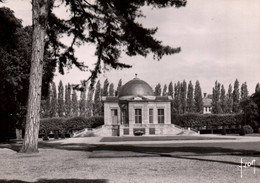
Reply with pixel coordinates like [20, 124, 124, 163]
[119, 77, 154, 97]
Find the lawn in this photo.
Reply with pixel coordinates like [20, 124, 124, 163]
[0, 137, 260, 183]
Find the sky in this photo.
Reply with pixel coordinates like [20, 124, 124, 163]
[2, 0, 260, 94]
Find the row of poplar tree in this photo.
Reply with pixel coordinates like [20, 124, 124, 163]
[40, 79, 122, 118]
[41, 78, 259, 118]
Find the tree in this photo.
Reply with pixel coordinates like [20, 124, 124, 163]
[64, 83, 72, 117]
[168, 82, 174, 98]
[181, 80, 187, 113]
[162, 84, 168, 96]
[93, 80, 102, 116]
[57, 80, 64, 117]
[17, 0, 187, 153]
[241, 82, 248, 100]
[0, 7, 55, 140]
[86, 84, 94, 117]
[226, 84, 233, 113]
[109, 83, 115, 96]
[212, 81, 221, 114]
[49, 82, 57, 117]
[173, 82, 182, 114]
[79, 86, 86, 116]
[115, 79, 122, 96]
[71, 89, 78, 117]
[194, 80, 203, 113]
[220, 85, 227, 113]
[187, 81, 194, 113]
[102, 79, 109, 96]
[233, 79, 240, 113]
[154, 83, 162, 96]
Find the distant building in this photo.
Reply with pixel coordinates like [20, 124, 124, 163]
[203, 93, 212, 114]
[101, 76, 188, 136]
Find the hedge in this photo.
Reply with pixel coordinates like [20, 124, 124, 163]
[40, 116, 104, 134]
[172, 113, 243, 128]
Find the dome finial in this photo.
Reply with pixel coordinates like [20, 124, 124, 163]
[135, 73, 137, 78]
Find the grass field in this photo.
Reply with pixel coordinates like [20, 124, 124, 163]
[1, 136, 260, 183]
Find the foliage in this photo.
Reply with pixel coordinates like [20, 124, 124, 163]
[154, 83, 162, 96]
[220, 84, 227, 113]
[64, 83, 72, 117]
[181, 80, 187, 113]
[241, 125, 253, 135]
[71, 89, 78, 116]
[0, 7, 55, 139]
[194, 80, 203, 113]
[241, 82, 248, 100]
[233, 79, 240, 113]
[58, 80, 64, 117]
[168, 82, 174, 98]
[109, 83, 115, 96]
[102, 79, 109, 96]
[162, 84, 167, 96]
[172, 113, 243, 128]
[187, 81, 194, 113]
[93, 80, 102, 116]
[40, 116, 104, 133]
[212, 81, 221, 114]
[79, 86, 86, 116]
[226, 84, 233, 113]
[115, 79, 122, 96]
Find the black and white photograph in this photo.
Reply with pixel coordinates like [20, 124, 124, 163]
[0, 0, 260, 182]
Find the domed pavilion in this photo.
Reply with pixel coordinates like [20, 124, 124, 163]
[101, 76, 182, 136]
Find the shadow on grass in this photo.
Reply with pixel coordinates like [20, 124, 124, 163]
[0, 179, 108, 183]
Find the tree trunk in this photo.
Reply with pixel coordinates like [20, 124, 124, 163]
[20, 0, 49, 153]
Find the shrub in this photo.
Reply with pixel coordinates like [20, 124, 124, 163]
[243, 125, 253, 134]
[40, 117, 66, 132]
[221, 127, 227, 135]
[239, 127, 245, 136]
[172, 113, 243, 129]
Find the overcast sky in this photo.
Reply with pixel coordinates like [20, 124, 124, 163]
[2, 0, 260, 94]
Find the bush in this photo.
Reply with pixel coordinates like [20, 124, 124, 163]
[40, 116, 104, 136]
[221, 127, 227, 135]
[239, 127, 245, 136]
[172, 113, 243, 129]
[243, 125, 253, 134]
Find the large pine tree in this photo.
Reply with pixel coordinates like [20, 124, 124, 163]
[17, 0, 187, 153]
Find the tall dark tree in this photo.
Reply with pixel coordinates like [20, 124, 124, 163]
[226, 84, 233, 113]
[220, 84, 227, 113]
[233, 79, 240, 113]
[181, 80, 187, 113]
[0, 7, 55, 140]
[71, 89, 78, 117]
[86, 84, 94, 117]
[194, 80, 203, 113]
[187, 81, 194, 113]
[57, 80, 64, 117]
[109, 83, 115, 96]
[64, 83, 72, 117]
[49, 82, 57, 117]
[162, 84, 168, 96]
[79, 86, 86, 116]
[14, 0, 187, 153]
[212, 81, 221, 114]
[173, 82, 182, 114]
[93, 80, 102, 116]
[168, 82, 174, 98]
[115, 79, 122, 96]
[102, 79, 109, 97]
[241, 82, 249, 100]
[154, 83, 162, 96]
